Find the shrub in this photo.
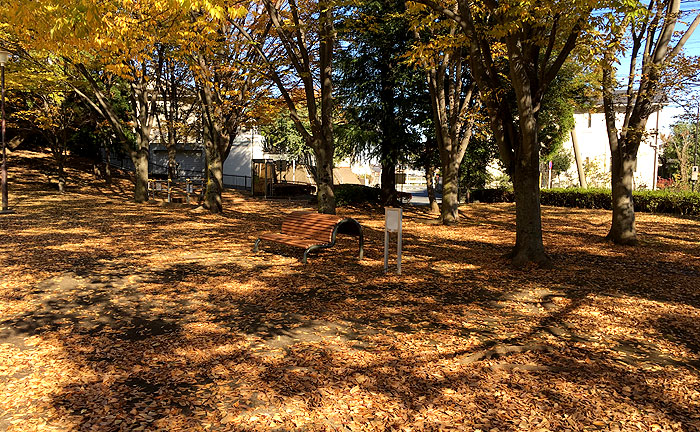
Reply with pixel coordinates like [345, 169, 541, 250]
[470, 187, 700, 216]
[633, 190, 700, 215]
[335, 184, 381, 206]
[541, 188, 612, 209]
[471, 188, 514, 203]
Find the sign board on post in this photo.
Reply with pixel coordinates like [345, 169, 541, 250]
[384, 207, 403, 275]
[692, 166, 699, 182]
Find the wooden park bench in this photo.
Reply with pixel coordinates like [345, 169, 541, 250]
[253, 211, 364, 263]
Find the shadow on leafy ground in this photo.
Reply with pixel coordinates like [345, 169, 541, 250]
[0, 150, 699, 431]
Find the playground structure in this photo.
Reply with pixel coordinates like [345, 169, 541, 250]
[252, 158, 315, 198]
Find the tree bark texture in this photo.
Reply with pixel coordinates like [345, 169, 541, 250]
[426, 168, 439, 215]
[607, 146, 637, 244]
[204, 138, 224, 213]
[130, 79, 155, 204]
[74, 64, 157, 203]
[314, 139, 336, 214]
[441, 160, 460, 224]
[379, 56, 400, 207]
[132, 146, 149, 203]
[510, 150, 548, 267]
[104, 144, 112, 185]
[417, 21, 477, 225]
[381, 160, 397, 207]
[198, 81, 228, 214]
[602, 50, 642, 245]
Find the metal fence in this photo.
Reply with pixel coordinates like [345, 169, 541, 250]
[223, 174, 252, 190]
[104, 152, 251, 189]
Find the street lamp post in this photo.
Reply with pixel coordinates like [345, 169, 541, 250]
[0, 49, 12, 214]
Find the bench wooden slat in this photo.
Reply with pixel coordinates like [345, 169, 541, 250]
[281, 212, 341, 244]
[254, 210, 364, 263]
[259, 232, 318, 249]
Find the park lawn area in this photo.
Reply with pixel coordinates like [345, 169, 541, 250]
[1, 150, 700, 432]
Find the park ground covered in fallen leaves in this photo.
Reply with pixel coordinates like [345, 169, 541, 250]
[1, 150, 700, 432]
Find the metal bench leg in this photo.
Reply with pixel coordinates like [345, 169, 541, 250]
[303, 245, 324, 264]
[253, 238, 261, 253]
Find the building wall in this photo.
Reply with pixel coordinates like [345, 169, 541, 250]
[558, 110, 663, 190]
[149, 144, 205, 179]
[223, 130, 266, 179]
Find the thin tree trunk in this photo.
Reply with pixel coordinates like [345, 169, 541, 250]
[57, 157, 66, 193]
[167, 142, 177, 181]
[104, 143, 112, 185]
[607, 144, 637, 244]
[425, 161, 439, 214]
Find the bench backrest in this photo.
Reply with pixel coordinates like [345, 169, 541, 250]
[281, 211, 342, 244]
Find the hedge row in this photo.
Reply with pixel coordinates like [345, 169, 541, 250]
[471, 188, 700, 216]
[335, 184, 382, 207]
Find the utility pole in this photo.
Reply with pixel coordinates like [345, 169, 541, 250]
[694, 103, 699, 192]
[652, 110, 659, 191]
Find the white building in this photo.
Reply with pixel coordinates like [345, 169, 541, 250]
[485, 105, 674, 190]
[558, 108, 668, 190]
[223, 129, 268, 188]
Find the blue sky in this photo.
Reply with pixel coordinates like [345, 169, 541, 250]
[661, 2, 700, 130]
[615, 1, 700, 130]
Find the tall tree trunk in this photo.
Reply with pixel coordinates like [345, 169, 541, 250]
[132, 146, 149, 203]
[602, 51, 638, 246]
[104, 143, 112, 185]
[425, 160, 439, 214]
[57, 158, 66, 193]
[441, 158, 460, 223]
[204, 137, 224, 213]
[422, 47, 476, 225]
[510, 148, 548, 267]
[315, 139, 335, 214]
[379, 59, 399, 207]
[504, 39, 549, 267]
[381, 160, 397, 206]
[167, 141, 178, 181]
[607, 143, 637, 244]
[318, 0, 336, 215]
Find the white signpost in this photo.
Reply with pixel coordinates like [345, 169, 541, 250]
[692, 166, 699, 182]
[384, 207, 403, 275]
